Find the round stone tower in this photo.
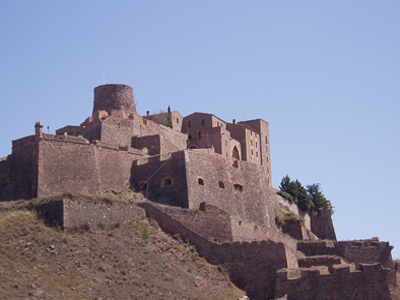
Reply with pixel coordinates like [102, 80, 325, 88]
[93, 84, 137, 116]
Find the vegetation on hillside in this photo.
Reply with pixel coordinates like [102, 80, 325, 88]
[277, 175, 333, 212]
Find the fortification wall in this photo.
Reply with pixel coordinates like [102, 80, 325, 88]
[297, 239, 396, 285]
[140, 202, 289, 300]
[100, 113, 187, 152]
[7, 136, 40, 200]
[0, 157, 12, 200]
[183, 150, 279, 240]
[311, 209, 336, 240]
[141, 202, 233, 243]
[35, 197, 145, 230]
[131, 152, 189, 207]
[37, 136, 142, 198]
[275, 264, 392, 300]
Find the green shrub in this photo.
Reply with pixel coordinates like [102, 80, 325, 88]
[141, 228, 150, 240]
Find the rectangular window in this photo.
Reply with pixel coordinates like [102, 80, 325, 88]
[201, 119, 206, 126]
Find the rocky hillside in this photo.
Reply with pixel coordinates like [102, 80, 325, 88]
[0, 203, 246, 300]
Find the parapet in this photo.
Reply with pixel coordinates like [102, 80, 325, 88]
[93, 84, 137, 117]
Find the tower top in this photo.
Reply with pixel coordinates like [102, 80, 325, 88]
[93, 84, 137, 117]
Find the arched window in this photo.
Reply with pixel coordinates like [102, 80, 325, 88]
[219, 181, 225, 189]
[201, 119, 206, 126]
[234, 184, 243, 192]
[232, 146, 240, 160]
[198, 177, 204, 186]
[161, 177, 173, 187]
[198, 131, 202, 139]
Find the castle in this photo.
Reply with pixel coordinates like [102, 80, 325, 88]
[0, 84, 396, 299]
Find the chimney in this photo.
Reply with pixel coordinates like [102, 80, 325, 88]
[233, 119, 236, 124]
[147, 111, 150, 116]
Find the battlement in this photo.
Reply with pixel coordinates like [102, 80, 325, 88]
[275, 263, 392, 299]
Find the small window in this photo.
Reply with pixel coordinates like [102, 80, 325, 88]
[266, 156, 269, 163]
[267, 167, 269, 173]
[251, 150, 254, 155]
[198, 177, 204, 185]
[161, 177, 173, 187]
[256, 142, 258, 148]
[251, 140, 253, 146]
[201, 119, 206, 126]
[217, 121, 219, 126]
[188, 134, 192, 140]
[188, 121, 191, 128]
[256, 152, 258, 157]
[250, 131, 252, 136]
[226, 152, 228, 157]
[176, 118, 179, 123]
[225, 140, 227, 146]
[219, 181, 225, 189]
[198, 131, 202, 139]
[234, 184, 243, 192]
[265, 136, 268, 143]
[266, 146, 268, 152]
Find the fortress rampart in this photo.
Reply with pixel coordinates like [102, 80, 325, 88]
[0, 83, 396, 299]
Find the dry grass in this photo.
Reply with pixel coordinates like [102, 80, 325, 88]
[0, 208, 245, 300]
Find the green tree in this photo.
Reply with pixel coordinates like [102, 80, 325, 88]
[295, 180, 314, 211]
[306, 183, 327, 210]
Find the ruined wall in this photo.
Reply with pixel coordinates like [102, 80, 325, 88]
[140, 202, 289, 300]
[275, 264, 392, 300]
[183, 150, 279, 240]
[130, 152, 189, 207]
[297, 239, 396, 285]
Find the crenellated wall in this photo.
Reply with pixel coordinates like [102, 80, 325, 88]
[275, 263, 392, 299]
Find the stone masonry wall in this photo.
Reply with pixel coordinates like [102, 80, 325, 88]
[311, 209, 337, 240]
[35, 197, 145, 230]
[297, 239, 396, 285]
[37, 136, 143, 198]
[275, 264, 392, 300]
[130, 152, 189, 208]
[140, 202, 289, 300]
[141, 202, 233, 243]
[183, 150, 279, 239]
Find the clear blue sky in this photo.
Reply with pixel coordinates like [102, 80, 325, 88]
[1, 1, 399, 258]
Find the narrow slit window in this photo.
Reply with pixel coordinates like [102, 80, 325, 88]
[219, 181, 225, 189]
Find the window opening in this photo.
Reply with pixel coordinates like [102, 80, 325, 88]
[176, 118, 179, 123]
[234, 184, 243, 192]
[198, 131, 202, 139]
[232, 146, 240, 160]
[198, 178, 204, 186]
[219, 181, 225, 189]
[265, 136, 268, 143]
[201, 119, 206, 126]
[161, 177, 173, 187]
[188, 134, 192, 140]
[188, 121, 191, 128]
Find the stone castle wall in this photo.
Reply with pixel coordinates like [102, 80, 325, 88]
[275, 264, 392, 300]
[140, 201, 290, 300]
[35, 197, 145, 230]
[297, 239, 396, 285]
[183, 150, 278, 235]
